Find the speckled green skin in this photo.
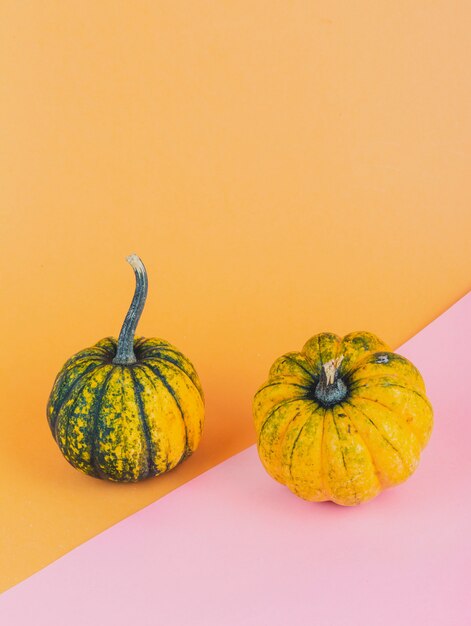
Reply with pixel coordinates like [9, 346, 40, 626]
[47, 336, 205, 482]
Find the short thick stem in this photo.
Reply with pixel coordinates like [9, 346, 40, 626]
[112, 254, 148, 365]
[314, 356, 348, 406]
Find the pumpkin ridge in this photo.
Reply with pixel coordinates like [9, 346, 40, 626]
[315, 333, 342, 364]
[318, 405, 328, 500]
[133, 336, 148, 349]
[332, 410, 348, 472]
[93, 337, 118, 355]
[287, 403, 320, 478]
[339, 351, 378, 377]
[48, 357, 104, 422]
[63, 355, 105, 371]
[321, 409, 339, 502]
[257, 397, 307, 441]
[338, 332, 390, 375]
[63, 364, 113, 477]
[340, 402, 382, 488]
[345, 398, 424, 486]
[89, 367, 119, 479]
[255, 380, 310, 398]
[321, 410, 339, 503]
[144, 357, 204, 439]
[258, 400, 307, 481]
[130, 368, 157, 478]
[143, 354, 203, 398]
[137, 338, 175, 352]
[135, 364, 178, 471]
[61, 350, 106, 370]
[342, 352, 377, 377]
[59, 366, 113, 476]
[343, 350, 418, 381]
[51, 363, 107, 438]
[289, 407, 327, 500]
[317, 335, 324, 367]
[301, 350, 321, 377]
[283, 354, 316, 382]
[349, 374, 424, 394]
[332, 409, 360, 504]
[344, 399, 405, 461]
[352, 380, 430, 406]
[140, 345, 189, 358]
[141, 362, 189, 460]
[274, 403, 305, 479]
[352, 393, 422, 446]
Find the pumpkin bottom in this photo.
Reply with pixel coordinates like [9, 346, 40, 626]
[258, 457, 380, 507]
[59, 442, 193, 483]
[286, 474, 383, 507]
[258, 442, 420, 507]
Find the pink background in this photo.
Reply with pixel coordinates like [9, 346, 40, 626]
[1, 293, 470, 625]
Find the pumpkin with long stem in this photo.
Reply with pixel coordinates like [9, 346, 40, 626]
[47, 254, 204, 482]
[253, 332, 433, 505]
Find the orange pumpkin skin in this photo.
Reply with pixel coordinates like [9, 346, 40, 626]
[253, 332, 433, 506]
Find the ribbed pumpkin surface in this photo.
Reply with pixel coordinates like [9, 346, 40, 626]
[47, 336, 204, 482]
[253, 331, 433, 506]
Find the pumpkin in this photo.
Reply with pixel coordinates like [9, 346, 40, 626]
[47, 254, 204, 482]
[253, 332, 433, 505]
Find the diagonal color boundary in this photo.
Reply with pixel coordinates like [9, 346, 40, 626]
[1, 292, 470, 625]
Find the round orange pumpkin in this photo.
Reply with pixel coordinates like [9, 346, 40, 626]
[253, 331, 433, 506]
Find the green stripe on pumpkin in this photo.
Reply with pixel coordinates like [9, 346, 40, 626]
[130, 368, 157, 477]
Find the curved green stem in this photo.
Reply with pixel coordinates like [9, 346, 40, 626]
[112, 254, 148, 365]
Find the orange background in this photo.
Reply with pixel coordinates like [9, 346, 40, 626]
[1, 1, 470, 592]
